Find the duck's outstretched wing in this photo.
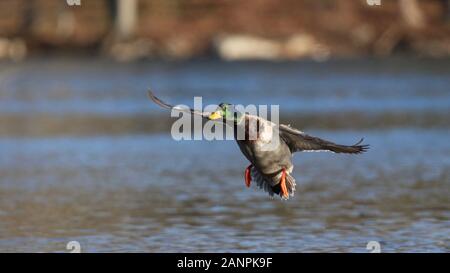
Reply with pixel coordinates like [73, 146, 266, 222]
[147, 90, 211, 118]
[279, 124, 369, 154]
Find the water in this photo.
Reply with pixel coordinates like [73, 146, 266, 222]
[0, 58, 449, 252]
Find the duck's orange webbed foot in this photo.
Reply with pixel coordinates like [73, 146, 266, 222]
[245, 165, 252, 188]
[280, 168, 289, 199]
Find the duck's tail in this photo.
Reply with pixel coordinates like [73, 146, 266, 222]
[250, 167, 296, 200]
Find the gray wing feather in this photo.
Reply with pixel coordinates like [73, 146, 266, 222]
[147, 90, 211, 118]
[279, 124, 369, 154]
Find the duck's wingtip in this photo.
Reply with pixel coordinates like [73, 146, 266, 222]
[146, 89, 173, 110]
[360, 144, 370, 152]
[147, 89, 156, 99]
[354, 137, 364, 146]
[351, 138, 370, 154]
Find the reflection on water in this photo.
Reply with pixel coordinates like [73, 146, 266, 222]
[0, 58, 449, 252]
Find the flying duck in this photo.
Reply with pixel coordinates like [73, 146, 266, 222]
[148, 91, 369, 200]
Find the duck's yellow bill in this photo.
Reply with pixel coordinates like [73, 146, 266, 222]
[208, 111, 222, 120]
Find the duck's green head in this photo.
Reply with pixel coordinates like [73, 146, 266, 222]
[208, 103, 244, 123]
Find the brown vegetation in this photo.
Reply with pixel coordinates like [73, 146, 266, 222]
[0, 0, 449, 60]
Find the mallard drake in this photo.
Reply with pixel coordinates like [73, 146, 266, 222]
[148, 91, 369, 200]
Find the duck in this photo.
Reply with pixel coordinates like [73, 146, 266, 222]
[148, 91, 369, 200]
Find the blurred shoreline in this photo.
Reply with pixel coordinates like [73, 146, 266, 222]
[0, 0, 450, 61]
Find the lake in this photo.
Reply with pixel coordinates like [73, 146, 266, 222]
[0, 57, 449, 252]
